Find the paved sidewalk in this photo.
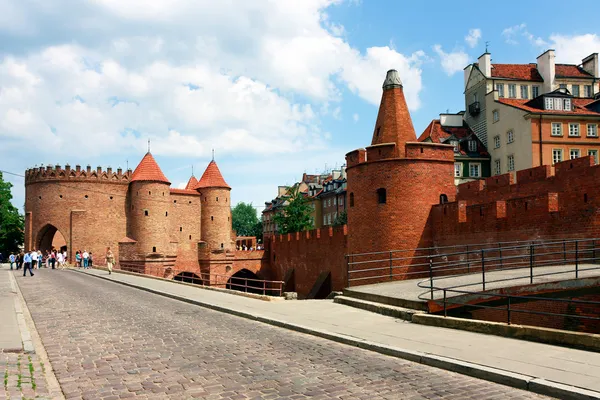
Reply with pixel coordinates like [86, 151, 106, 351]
[80, 267, 600, 398]
[0, 266, 22, 351]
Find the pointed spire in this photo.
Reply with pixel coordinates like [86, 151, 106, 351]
[195, 160, 230, 189]
[131, 152, 170, 184]
[185, 175, 198, 190]
[371, 69, 416, 153]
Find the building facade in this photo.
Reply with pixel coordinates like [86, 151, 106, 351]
[419, 113, 491, 185]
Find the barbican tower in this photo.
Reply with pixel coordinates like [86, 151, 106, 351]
[345, 70, 456, 256]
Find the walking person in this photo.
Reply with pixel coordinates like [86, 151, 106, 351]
[16, 253, 22, 270]
[75, 251, 81, 268]
[88, 252, 93, 268]
[57, 251, 64, 269]
[31, 250, 38, 269]
[50, 250, 56, 269]
[22, 252, 34, 276]
[9, 253, 15, 270]
[105, 247, 115, 275]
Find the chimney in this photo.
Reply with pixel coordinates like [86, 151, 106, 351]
[537, 49, 555, 94]
[370, 69, 417, 154]
[477, 53, 491, 77]
[582, 53, 599, 78]
[464, 64, 473, 89]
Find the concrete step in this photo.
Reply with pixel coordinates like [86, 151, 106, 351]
[334, 295, 424, 321]
[342, 288, 429, 311]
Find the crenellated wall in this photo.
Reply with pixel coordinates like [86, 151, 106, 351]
[268, 226, 348, 298]
[431, 156, 600, 246]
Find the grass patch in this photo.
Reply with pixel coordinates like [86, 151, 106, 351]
[28, 356, 36, 390]
[39, 361, 45, 374]
[4, 366, 8, 389]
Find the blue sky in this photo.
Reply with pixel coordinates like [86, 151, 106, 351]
[1, 0, 599, 213]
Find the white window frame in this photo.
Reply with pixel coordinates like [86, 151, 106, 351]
[572, 85, 580, 97]
[552, 149, 563, 165]
[520, 85, 529, 99]
[551, 123, 562, 136]
[469, 163, 481, 178]
[508, 84, 517, 98]
[507, 130, 514, 144]
[563, 98, 572, 111]
[454, 163, 462, 177]
[587, 124, 598, 137]
[496, 83, 505, 98]
[494, 135, 501, 149]
[494, 159, 501, 175]
[493, 110, 499, 122]
[507, 155, 515, 171]
[545, 98, 554, 110]
[588, 149, 598, 164]
[468, 140, 477, 152]
[554, 98, 563, 110]
[532, 86, 540, 98]
[570, 149, 580, 160]
[569, 123, 580, 137]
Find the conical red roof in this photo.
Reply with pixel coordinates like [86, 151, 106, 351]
[195, 160, 230, 189]
[131, 152, 170, 184]
[371, 70, 416, 155]
[185, 175, 198, 190]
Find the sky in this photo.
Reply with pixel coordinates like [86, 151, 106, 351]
[1, 0, 599, 214]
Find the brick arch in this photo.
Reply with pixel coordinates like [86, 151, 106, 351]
[36, 223, 68, 253]
[226, 268, 264, 294]
[173, 271, 204, 285]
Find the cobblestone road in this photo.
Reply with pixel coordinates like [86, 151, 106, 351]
[16, 270, 550, 400]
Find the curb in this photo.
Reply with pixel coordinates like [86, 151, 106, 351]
[76, 269, 600, 400]
[8, 272, 34, 353]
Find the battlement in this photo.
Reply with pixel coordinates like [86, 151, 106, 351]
[457, 156, 600, 205]
[346, 142, 454, 168]
[25, 164, 133, 185]
[270, 225, 348, 244]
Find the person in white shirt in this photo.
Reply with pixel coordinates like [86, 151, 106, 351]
[82, 250, 89, 268]
[57, 252, 64, 268]
[31, 250, 38, 269]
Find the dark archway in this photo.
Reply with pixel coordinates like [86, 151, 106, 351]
[227, 269, 264, 294]
[37, 224, 67, 253]
[173, 272, 203, 285]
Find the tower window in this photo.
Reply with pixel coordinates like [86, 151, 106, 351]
[145, 210, 149, 216]
[376, 126, 381, 138]
[110, 196, 113, 200]
[180, 227, 182, 232]
[211, 216, 214, 221]
[165, 211, 168, 216]
[189, 201, 192, 204]
[377, 188, 387, 204]
[84, 195, 88, 199]
[350, 193, 354, 207]
[189, 235, 192, 240]
[216, 197, 219, 202]
[439, 194, 448, 204]
[221, 243, 224, 248]
[152, 246, 156, 252]
[174, 200, 177, 203]
[59, 195, 63, 199]
[149, 191, 151, 195]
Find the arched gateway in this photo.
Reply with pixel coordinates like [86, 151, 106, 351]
[37, 224, 68, 253]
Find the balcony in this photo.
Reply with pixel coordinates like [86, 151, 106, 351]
[469, 101, 481, 116]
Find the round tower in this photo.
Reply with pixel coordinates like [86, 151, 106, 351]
[195, 160, 234, 252]
[128, 152, 172, 254]
[346, 70, 456, 256]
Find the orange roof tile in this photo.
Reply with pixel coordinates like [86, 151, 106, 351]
[184, 175, 198, 190]
[195, 160, 230, 189]
[491, 64, 543, 81]
[170, 188, 200, 196]
[131, 152, 170, 184]
[418, 119, 489, 156]
[497, 98, 600, 116]
[555, 64, 593, 79]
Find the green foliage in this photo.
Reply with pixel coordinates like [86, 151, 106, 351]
[273, 185, 313, 234]
[0, 172, 24, 254]
[333, 210, 347, 226]
[232, 202, 262, 239]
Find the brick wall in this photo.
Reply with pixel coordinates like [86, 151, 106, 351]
[268, 226, 348, 298]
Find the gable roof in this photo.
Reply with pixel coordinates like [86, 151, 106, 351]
[491, 64, 543, 82]
[195, 160, 230, 189]
[497, 97, 600, 116]
[131, 152, 170, 184]
[418, 119, 489, 157]
[555, 64, 594, 79]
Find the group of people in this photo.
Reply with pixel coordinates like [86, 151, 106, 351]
[8, 249, 68, 273]
[236, 244, 263, 251]
[74, 250, 93, 268]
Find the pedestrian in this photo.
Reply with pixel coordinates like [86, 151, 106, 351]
[37, 250, 43, 268]
[50, 250, 56, 269]
[63, 250, 67, 267]
[105, 247, 115, 275]
[57, 251, 64, 269]
[22, 251, 34, 276]
[9, 253, 15, 270]
[82, 250, 89, 269]
[88, 252, 93, 268]
[16, 252, 22, 270]
[75, 251, 81, 268]
[31, 249, 38, 269]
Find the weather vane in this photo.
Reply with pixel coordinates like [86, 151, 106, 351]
[485, 41, 490, 53]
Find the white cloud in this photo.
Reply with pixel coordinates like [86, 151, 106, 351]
[546, 34, 600, 63]
[502, 23, 547, 47]
[433, 44, 468, 76]
[465, 28, 481, 48]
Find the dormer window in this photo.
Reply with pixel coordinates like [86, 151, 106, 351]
[544, 97, 571, 111]
[450, 140, 459, 152]
[545, 98, 554, 110]
[468, 140, 477, 152]
[563, 98, 572, 111]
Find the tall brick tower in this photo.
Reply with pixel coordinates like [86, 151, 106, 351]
[128, 152, 172, 255]
[195, 160, 234, 252]
[345, 70, 456, 258]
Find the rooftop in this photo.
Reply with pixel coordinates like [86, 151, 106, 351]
[195, 160, 230, 189]
[131, 152, 170, 184]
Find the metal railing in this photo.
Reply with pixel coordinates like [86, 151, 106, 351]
[106, 263, 284, 296]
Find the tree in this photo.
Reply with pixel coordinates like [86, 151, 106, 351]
[232, 202, 260, 237]
[333, 210, 347, 226]
[272, 185, 313, 234]
[0, 172, 24, 254]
